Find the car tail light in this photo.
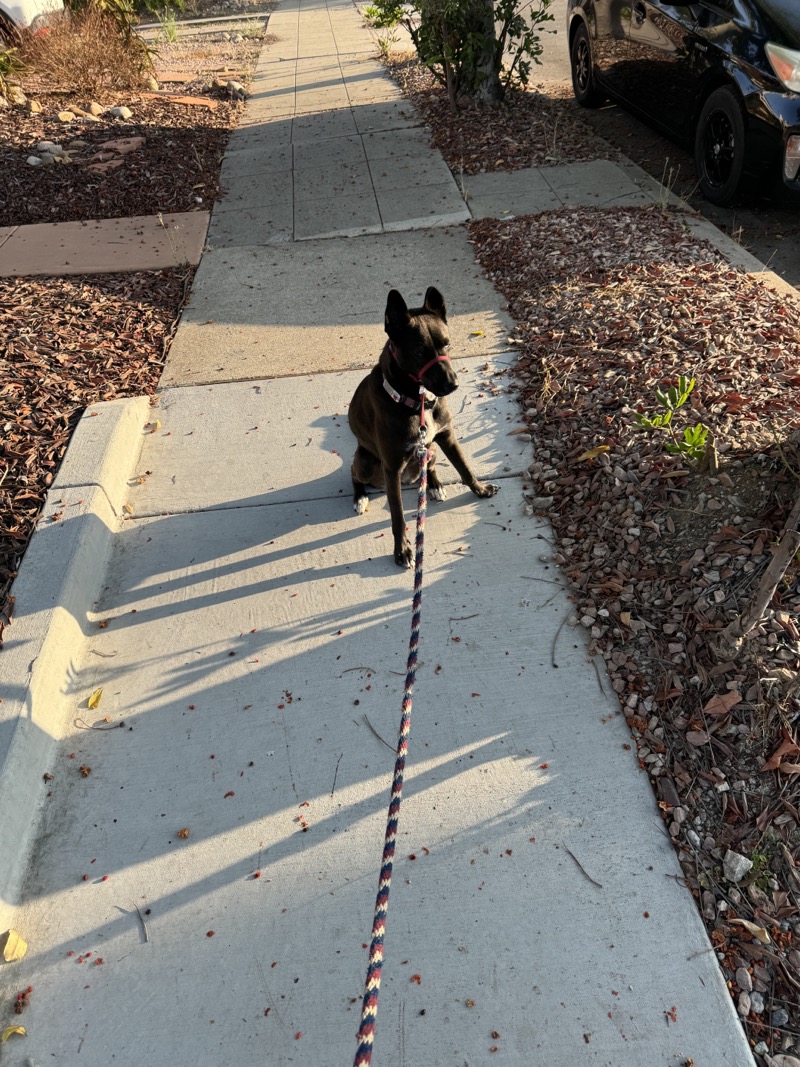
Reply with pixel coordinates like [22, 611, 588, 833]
[766, 43, 800, 92]
[786, 136, 800, 182]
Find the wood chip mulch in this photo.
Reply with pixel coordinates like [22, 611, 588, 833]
[469, 204, 800, 1062]
[384, 51, 800, 1057]
[385, 54, 614, 174]
[0, 268, 195, 645]
[0, 30, 264, 227]
[0, 29, 263, 640]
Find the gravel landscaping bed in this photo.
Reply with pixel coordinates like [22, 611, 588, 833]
[469, 204, 800, 1063]
[0, 33, 263, 226]
[0, 268, 194, 646]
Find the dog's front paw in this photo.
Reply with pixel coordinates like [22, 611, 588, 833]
[395, 540, 413, 569]
[354, 495, 370, 515]
[474, 482, 500, 498]
[429, 485, 447, 503]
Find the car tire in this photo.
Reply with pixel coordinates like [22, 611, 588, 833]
[570, 22, 604, 108]
[694, 86, 749, 206]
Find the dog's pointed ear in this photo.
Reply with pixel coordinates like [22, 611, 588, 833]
[423, 287, 447, 322]
[385, 289, 409, 334]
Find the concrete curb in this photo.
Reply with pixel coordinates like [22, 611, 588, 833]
[0, 397, 151, 928]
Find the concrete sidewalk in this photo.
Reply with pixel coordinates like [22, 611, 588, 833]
[0, 0, 757, 1064]
[0, 212, 210, 277]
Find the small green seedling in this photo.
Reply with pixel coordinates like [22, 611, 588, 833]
[634, 375, 709, 465]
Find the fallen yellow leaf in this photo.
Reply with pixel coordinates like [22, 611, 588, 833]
[469, 330, 485, 337]
[88, 688, 103, 710]
[1, 1026, 26, 1043]
[122, 503, 134, 515]
[729, 918, 771, 944]
[576, 445, 611, 463]
[620, 611, 632, 626]
[0, 929, 27, 962]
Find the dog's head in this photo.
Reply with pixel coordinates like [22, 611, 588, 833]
[384, 287, 458, 397]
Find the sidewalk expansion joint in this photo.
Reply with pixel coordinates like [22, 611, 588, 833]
[125, 472, 522, 523]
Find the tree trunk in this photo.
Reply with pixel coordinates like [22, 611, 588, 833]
[469, 0, 502, 104]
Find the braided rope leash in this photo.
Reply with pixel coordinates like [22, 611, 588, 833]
[353, 419, 430, 1067]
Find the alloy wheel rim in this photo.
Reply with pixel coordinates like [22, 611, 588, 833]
[575, 40, 589, 93]
[703, 110, 735, 188]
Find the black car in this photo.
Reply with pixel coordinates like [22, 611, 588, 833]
[566, 0, 800, 205]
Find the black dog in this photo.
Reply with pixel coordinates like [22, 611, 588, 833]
[348, 287, 499, 568]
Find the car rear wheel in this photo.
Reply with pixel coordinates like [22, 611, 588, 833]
[694, 86, 749, 206]
[570, 22, 604, 108]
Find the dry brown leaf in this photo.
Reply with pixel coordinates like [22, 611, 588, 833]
[686, 730, 710, 747]
[729, 918, 771, 944]
[703, 690, 741, 716]
[576, 445, 611, 463]
[763, 734, 800, 772]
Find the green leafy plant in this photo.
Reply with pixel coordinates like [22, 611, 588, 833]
[634, 375, 710, 466]
[240, 19, 265, 40]
[158, 7, 178, 42]
[0, 47, 27, 102]
[364, 8, 400, 56]
[365, 0, 553, 105]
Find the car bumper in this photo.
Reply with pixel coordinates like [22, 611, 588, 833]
[745, 88, 800, 196]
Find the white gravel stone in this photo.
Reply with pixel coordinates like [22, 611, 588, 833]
[723, 849, 753, 883]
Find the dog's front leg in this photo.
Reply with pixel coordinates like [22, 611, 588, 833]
[436, 431, 499, 498]
[385, 467, 412, 568]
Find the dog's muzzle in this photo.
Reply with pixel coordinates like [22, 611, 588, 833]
[389, 341, 456, 394]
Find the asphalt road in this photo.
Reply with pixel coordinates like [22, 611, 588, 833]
[535, 0, 800, 289]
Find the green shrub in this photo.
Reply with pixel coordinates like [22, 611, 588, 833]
[0, 47, 27, 102]
[367, 0, 553, 105]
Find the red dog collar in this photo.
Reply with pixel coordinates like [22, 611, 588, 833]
[388, 339, 451, 383]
